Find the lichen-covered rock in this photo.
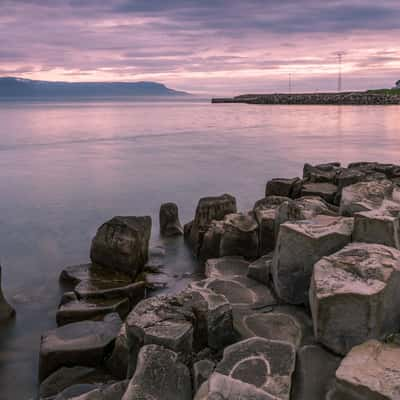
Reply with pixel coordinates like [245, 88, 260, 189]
[219, 213, 259, 260]
[215, 337, 296, 400]
[122, 345, 192, 400]
[253, 196, 290, 255]
[159, 202, 183, 236]
[310, 243, 400, 355]
[301, 182, 338, 204]
[272, 215, 354, 304]
[90, 216, 152, 278]
[339, 180, 394, 216]
[353, 200, 400, 249]
[125, 288, 234, 375]
[186, 194, 237, 256]
[0, 265, 15, 322]
[205, 256, 249, 279]
[291, 344, 341, 400]
[39, 313, 122, 382]
[330, 340, 400, 400]
[247, 253, 273, 285]
[265, 177, 302, 198]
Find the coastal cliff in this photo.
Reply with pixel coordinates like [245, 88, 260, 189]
[212, 92, 400, 105]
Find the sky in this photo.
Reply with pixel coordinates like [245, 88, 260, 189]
[0, 0, 399, 95]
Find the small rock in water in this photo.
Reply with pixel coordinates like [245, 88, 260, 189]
[159, 202, 183, 236]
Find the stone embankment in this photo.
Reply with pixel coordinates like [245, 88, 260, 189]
[24, 160, 400, 399]
[212, 92, 400, 105]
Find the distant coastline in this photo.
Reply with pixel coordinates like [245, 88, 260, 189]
[212, 91, 400, 105]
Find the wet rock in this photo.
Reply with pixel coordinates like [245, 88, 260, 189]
[39, 366, 115, 399]
[194, 372, 274, 400]
[339, 180, 394, 216]
[186, 194, 237, 256]
[303, 163, 339, 183]
[265, 177, 302, 198]
[205, 256, 249, 279]
[57, 293, 130, 326]
[336, 168, 367, 190]
[219, 213, 259, 259]
[105, 325, 129, 380]
[193, 359, 215, 392]
[272, 215, 354, 304]
[301, 182, 338, 204]
[253, 196, 290, 255]
[90, 216, 152, 278]
[291, 344, 341, 400]
[39, 313, 122, 382]
[0, 265, 15, 322]
[330, 340, 400, 400]
[353, 200, 400, 249]
[310, 243, 400, 355]
[122, 345, 192, 400]
[125, 288, 234, 375]
[199, 220, 226, 260]
[247, 253, 273, 285]
[159, 202, 183, 236]
[215, 337, 296, 400]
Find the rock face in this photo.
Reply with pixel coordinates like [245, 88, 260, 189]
[265, 177, 302, 198]
[185, 194, 237, 256]
[353, 200, 400, 249]
[291, 344, 341, 400]
[193, 360, 215, 393]
[310, 243, 400, 355]
[301, 182, 338, 204]
[90, 216, 152, 278]
[215, 337, 296, 400]
[159, 202, 183, 236]
[0, 265, 15, 322]
[339, 180, 394, 216]
[125, 288, 234, 375]
[331, 340, 400, 400]
[39, 313, 122, 382]
[253, 196, 290, 255]
[121, 345, 192, 400]
[247, 254, 273, 284]
[272, 215, 354, 304]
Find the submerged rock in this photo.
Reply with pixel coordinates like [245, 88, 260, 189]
[265, 177, 302, 198]
[215, 337, 296, 400]
[310, 243, 400, 355]
[159, 202, 183, 236]
[39, 313, 122, 382]
[0, 265, 15, 322]
[90, 216, 152, 278]
[330, 340, 400, 400]
[122, 345, 192, 400]
[272, 215, 354, 304]
[185, 194, 237, 256]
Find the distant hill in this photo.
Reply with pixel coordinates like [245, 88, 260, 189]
[0, 77, 188, 98]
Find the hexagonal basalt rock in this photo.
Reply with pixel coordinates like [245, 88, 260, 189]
[205, 256, 249, 279]
[353, 200, 400, 249]
[90, 216, 152, 278]
[253, 196, 290, 255]
[247, 253, 273, 285]
[39, 313, 122, 382]
[185, 194, 237, 256]
[215, 337, 296, 400]
[272, 215, 354, 304]
[310, 243, 400, 355]
[301, 182, 338, 204]
[303, 163, 339, 183]
[339, 180, 394, 216]
[265, 177, 302, 199]
[125, 288, 234, 375]
[122, 345, 192, 400]
[330, 340, 400, 400]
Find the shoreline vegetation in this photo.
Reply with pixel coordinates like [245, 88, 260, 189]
[212, 90, 400, 105]
[2, 160, 399, 399]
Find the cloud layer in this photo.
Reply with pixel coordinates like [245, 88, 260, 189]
[1, 0, 399, 94]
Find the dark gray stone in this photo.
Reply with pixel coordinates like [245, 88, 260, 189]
[247, 254, 273, 285]
[159, 202, 183, 236]
[265, 177, 302, 198]
[193, 359, 215, 393]
[301, 182, 338, 204]
[0, 265, 15, 322]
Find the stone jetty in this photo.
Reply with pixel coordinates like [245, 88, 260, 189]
[35, 160, 400, 400]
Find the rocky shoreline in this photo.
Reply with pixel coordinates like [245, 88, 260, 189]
[2, 161, 400, 399]
[212, 92, 400, 105]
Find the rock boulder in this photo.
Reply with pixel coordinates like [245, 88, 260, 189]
[159, 202, 183, 236]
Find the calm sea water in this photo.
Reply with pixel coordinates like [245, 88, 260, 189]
[0, 98, 399, 399]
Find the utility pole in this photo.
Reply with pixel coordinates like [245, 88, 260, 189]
[335, 51, 345, 92]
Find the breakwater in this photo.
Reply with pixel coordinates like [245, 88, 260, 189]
[212, 92, 400, 105]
